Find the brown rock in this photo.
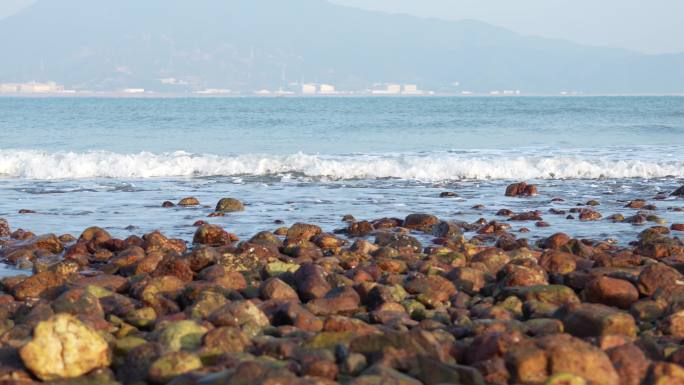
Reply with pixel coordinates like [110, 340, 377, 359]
[505, 182, 538, 197]
[0, 218, 10, 238]
[260, 278, 299, 301]
[662, 310, 684, 338]
[403, 213, 439, 232]
[506, 344, 549, 384]
[177, 197, 199, 206]
[582, 276, 639, 309]
[286, 223, 322, 241]
[347, 221, 374, 237]
[539, 250, 577, 274]
[579, 208, 602, 221]
[606, 343, 649, 385]
[561, 302, 637, 338]
[11, 272, 65, 301]
[192, 224, 238, 246]
[215, 197, 245, 212]
[542, 233, 571, 249]
[538, 334, 619, 385]
[637, 263, 683, 296]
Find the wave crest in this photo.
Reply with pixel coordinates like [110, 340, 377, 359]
[0, 149, 681, 180]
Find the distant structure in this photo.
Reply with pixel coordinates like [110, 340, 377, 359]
[371, 84, 401, 95]
[123, 88, 145, 94]
[254, 89, 272, 95]
[274, 88, 295, 96]
[490, 90, 521, 96]
[194, 89, 232, 95]
[0, 81, 64, 94]
[301, 83, 317, 95]
[319, 84, 337, 95]
[401, 84, 424, 95]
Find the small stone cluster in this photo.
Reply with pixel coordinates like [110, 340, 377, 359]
[0, 188, 683, 385]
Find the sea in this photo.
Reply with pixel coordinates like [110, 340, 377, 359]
[1, 96, 683, 276]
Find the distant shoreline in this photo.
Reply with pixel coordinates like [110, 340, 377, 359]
[0, 93, 683, 98]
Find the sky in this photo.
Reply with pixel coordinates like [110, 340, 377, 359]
[1, 0, 682, 54]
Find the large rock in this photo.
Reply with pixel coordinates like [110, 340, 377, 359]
[215, 197, 245, 212]
[192, 224, 238, 246]
[11, 271, 66, 301]
[403, 213, 439, 232]
[537, 334, 619, 385]
[560, 303, 637, 338]
[582, 276, 639, 309]
[155, 320, 208, 351]
[505, 182, 538, 197]
[19, 314, 111, 381]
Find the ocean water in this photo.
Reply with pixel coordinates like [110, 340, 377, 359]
[1, 96, 683, 275]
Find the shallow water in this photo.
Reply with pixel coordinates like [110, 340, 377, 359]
[1, 96, 683, 276]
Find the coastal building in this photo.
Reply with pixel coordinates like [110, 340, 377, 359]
[371, 84, 401, 95]
[0, 81, 64, 94]
[319, 84, 337, 95]
[194, 89, 232, 95]
[402, 84, 424, 95]
[123, 88, 145, 94]
[301, 83, 317, 95]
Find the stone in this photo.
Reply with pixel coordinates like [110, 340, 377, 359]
[200, 326, 251, 355]
[672, 185, 684, 197]
[155, 320, 208, 351]
[538, 334, 619, 385]
[662, 310, 684, 337]
[582, 276, 639, 309]
[606, 343, 649, 385]
[11, 272, 65, 301]
[404, 275, 457, 307]
[543, 373, 587, 385]
[260, 278, 299, 301]
[542, 233, 571, 249]
[579, 209, 602, 221]
[561, 303, 637, 338]
[505, 344, 549, 384]
[192, 224, 238, 246]
[147, 351, 202, 384]
[19, 314, 111, 381]
[177, 197, 200, 206]
[286, 223, 322, 241]
[637, 263, 683, 296]
[208, 300, 269, 336]
[215, 197, 245, 212]
[505, 182, 538, 197]
[539, 250, 577, 274]
[0, 218, 10, 238]
[347, 221, 375, 237]
[403, 213, 439, 232]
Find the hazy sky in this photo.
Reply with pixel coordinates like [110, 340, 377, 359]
[2, 0, 682, 54]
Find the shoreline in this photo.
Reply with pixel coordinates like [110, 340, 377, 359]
[0, 184, 683, 383]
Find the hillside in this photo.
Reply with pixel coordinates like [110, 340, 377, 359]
[0, 0, 682, 93]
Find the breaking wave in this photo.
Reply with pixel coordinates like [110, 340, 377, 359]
[0, 149, 682, 181]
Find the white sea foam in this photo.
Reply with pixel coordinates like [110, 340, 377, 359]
[0, 149, 681, 181]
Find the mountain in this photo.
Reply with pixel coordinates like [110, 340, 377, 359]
[0, 0, 682, 93]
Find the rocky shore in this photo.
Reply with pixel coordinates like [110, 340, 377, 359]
[0, 183, 683, 385]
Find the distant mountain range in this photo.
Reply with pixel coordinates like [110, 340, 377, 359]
[1, 0, 683, 93]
